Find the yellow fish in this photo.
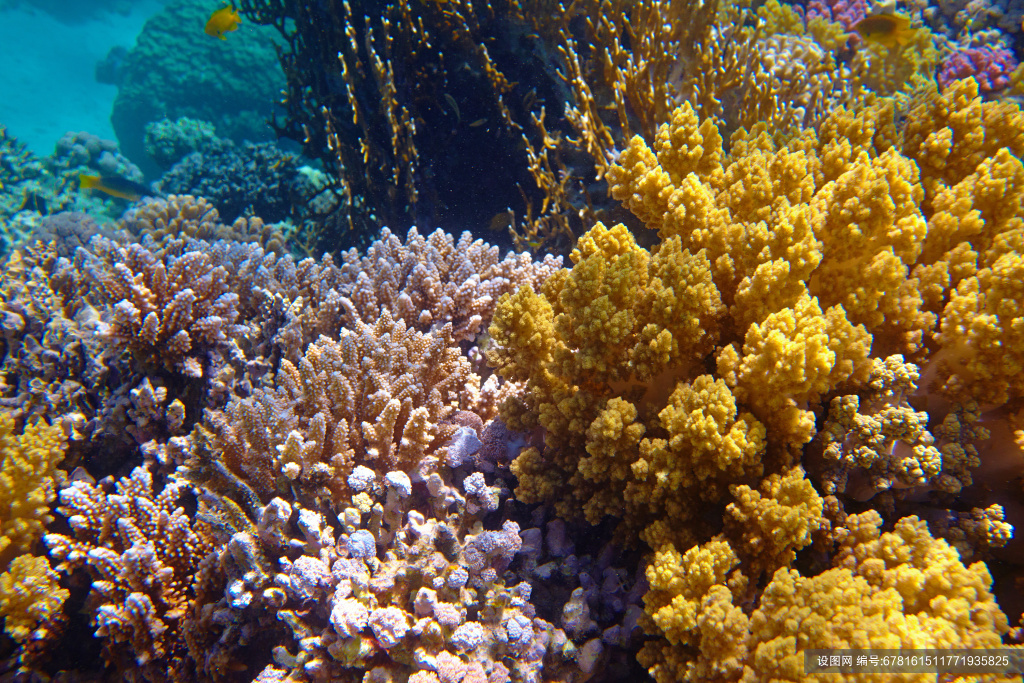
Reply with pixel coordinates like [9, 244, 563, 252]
[205, 5, 241, 40]
[79, 174, 158, 202]
[852, 12, 916, 49]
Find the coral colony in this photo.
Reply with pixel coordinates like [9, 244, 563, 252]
[3, 0, 1024, 682]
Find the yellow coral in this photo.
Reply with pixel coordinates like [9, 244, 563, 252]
[492, 90, 1024, 683]
[724, 467, 823, 578]
[489, 221, 725, 526]
[630, 375, 766, 548]
[903, 78, 1024, 201]
[644, 539, 739, 647]
[716, 293, 871, 447]
[0, 412, 66, 563]
[936, 241, 1024, 406]
[0, 554, 67, 642]
[643, 511, 1012, 683]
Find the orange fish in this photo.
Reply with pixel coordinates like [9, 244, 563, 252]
[852, 12, 916, 49]
[205, 5, 241, 40]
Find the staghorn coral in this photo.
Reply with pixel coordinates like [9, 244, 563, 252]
[0, 244, 94, 424]
[77, 235, 245, 377]
[335, 227, 563, 344]
[202, 311, 477, 504]
[254, 226, 561, 361]
[0, 411, 66, 564]
[44, 467, 218, 681]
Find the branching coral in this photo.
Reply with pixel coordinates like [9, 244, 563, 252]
[122, 194, 288, 255]
[203, 311, 477, 504]
[641, 511, 1012, 683]
[0, 411, 66, 564]
[0, 554, 68, 644]
[335, 227, 562, 343]
[0, 244, 96, 424]
[78, 236, 245, 377]
[45, 467, 218, 680]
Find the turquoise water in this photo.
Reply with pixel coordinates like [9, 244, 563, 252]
[0, 0, 166, 154]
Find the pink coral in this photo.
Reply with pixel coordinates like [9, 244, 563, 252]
[939, 47, 1018, 93]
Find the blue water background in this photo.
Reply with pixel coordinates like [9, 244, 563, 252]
[0, 0, 167, 155]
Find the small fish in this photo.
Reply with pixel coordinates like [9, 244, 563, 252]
[487, 210, 513, 232]
[852, 12, 916, 49]
[79, 174, 159, 202]
[468, 118, 487, 128]
[205, 5, 241, 40]
[444, 93, 461, 124]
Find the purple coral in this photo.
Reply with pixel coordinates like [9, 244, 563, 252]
[805, 0, 868, 29]
[939, 48, 1018, 93]
[347, 530, 377, 559]
[450, 621, 486, 651]
[368, 606, 409, 648]
[446, 426, 483, 467]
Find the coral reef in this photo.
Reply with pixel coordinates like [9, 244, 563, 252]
[156, 139, 301, 224]
[487, 76, 1024, 680]
[143, 117, 218, 170]
[109, 0, 285, 175]
[4, 0, 1024, 677]
[49, 131, 143, 184]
